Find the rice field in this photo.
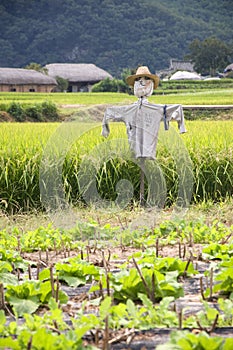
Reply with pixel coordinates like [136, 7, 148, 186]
[0, 89, 233, 106]
[0, 118, 232, 213]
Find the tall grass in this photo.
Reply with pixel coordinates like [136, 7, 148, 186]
[182, 121, 233, 202]
[0, 121, 232, 213]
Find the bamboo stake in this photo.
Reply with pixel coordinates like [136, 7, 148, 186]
[178, 309, 183, 329]
[0, 283, 5, 309]
[49, 265, 55, 298]
[178, 241, 182, 258]
[200, 276, 206, 300]
[55, 276, 59, 302]
[139, 158, 145, 206]
[156, 238, 159, 257]
[209, 267, 213, 299]
[28, 264, 32, 280]
[102, 316, 109, 350]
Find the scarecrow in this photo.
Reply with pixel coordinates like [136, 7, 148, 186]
[102, 66, 186, 204]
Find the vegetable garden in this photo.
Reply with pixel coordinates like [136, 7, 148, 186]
[0, 90, 232, 349]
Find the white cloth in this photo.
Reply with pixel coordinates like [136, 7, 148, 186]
[134, 77, 154, 97]
[102, 97, 186, 160]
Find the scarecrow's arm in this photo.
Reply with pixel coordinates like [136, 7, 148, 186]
[164, 104, 187, 133]
[101, 106, 129, 137]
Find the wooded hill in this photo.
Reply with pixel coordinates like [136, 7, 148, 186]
[0, 0, 232, 76]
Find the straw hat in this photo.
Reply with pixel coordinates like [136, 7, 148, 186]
[126, 66, 160, 88]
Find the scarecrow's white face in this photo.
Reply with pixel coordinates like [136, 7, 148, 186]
[134, 76, 154, 98]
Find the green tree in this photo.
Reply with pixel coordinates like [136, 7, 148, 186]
[186, 37, 232, 76]
[55, 76, 69, 92]
[92, 78, 119, 92]
[24, 62, 48, 75]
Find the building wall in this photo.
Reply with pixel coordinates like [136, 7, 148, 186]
[0, 84, 56, 92]
[68, 83, 91, 92]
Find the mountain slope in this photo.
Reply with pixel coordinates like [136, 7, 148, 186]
[0, 0, 232, 76]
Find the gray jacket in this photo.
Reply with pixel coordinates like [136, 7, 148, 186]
[102, 97, 186, 159]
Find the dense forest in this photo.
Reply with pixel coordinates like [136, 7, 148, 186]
[0, 0, 232, 76]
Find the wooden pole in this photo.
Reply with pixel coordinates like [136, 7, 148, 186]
[139, 157, 145, 206]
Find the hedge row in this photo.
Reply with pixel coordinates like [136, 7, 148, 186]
[0, 101, 59, 122]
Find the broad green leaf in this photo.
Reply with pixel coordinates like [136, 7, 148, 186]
[38, 280, 68, 304]
[74, 325, 96, 341]
[0, 272, 18, 286]
[199, 335, 224, 350]
[11, 297, 39, 316]
[0, 261, 12, 273]
[39, 267, 50, 281]
[138, 293, 153, 308]
[48, 297, 60, 311]
[126, 298, 137, 318]
[38, 280, 53, 303]
[61, 274, 86, 287]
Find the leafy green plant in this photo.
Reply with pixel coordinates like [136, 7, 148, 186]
[202, 243, 233, 260]
[53, 258, 100, 287]
[0, 248, 28, 270]
[5, 281, 43, 316]
[156, 330, 233, 350]
[0, 300, 99, 349]
[0, 228, 19, 250]
[5, 280, 68, 316]
[21, 224, 71, 252]
[184, 298, 233, 329]
[131, 253, 197, 277]
[0, 261, 18, 286]
[214, 265, 233, 298]
[109, 295, 178, 330]
[217, 298, 233, 326]
[111, 267, 183, 302]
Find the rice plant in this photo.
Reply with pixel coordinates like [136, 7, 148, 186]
[0, 120, 232, 213]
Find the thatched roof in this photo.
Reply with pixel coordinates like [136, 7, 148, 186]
[45, 63, 113, 82]
[169, 59, 194, 72]
[0, 68, 57, 85]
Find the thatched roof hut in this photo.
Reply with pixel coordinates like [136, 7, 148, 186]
[45, 63, 113, 92]
[0, 68, 57, 92]
[157, 59, 195, 79]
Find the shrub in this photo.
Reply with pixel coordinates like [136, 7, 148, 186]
[41, 101, 58, 120]
[92, 78, 128, 92]
[7, 102, 25, 121]
[24, 105, 43, 121]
